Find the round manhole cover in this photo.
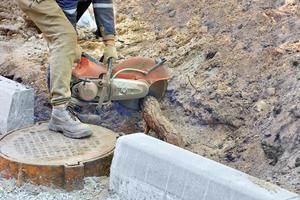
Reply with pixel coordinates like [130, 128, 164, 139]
[0, 122, 118, 190]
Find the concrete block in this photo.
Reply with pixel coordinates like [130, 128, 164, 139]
[0, 76, 34, 136]
[110, 133, 300, 200]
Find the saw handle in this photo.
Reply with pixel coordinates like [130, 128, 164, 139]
[145, 57, 167, 75]
[96, 58, 114, 111]
[107, 57, 114, 78]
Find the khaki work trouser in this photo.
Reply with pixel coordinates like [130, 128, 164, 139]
[16, 0, 81, 106]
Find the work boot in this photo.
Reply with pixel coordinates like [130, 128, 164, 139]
[48, 105, 92, 139]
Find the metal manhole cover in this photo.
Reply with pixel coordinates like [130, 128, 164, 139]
[0, 122, 118, 191]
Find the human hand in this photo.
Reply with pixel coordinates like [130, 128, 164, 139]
[103, 40, 117, 63]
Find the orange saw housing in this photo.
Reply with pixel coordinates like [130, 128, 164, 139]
[72, 56, 170, 85]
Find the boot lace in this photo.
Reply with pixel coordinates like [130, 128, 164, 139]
[66, 106, 79, 121]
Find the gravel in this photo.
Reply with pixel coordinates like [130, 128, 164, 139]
[0, 177, 120, 200]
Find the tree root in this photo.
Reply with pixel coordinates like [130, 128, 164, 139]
[141, 96, 184, 147]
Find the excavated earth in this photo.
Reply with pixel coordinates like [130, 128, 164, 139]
[0, 0, 299, 197]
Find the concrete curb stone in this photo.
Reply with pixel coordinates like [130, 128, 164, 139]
[110, 133, 300, 200]
[0, 76, 34, 137]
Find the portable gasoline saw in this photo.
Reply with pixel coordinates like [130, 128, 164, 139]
[69, 53, 170, 110]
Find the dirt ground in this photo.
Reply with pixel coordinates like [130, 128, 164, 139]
[0, 0, 299, 196]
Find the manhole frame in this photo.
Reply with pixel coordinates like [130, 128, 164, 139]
[0, 122, 117, 191]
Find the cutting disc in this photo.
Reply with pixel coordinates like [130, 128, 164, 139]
[119, 80, 168, 110]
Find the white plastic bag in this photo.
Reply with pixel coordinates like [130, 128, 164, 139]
[77, 9, 97, 32]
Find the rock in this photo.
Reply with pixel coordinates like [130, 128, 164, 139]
[295, 157, 300, 168]
[200, 25, 209, 33]
[255, 100, 268, 112]
[286, 0, 297, 6]
[263, 131, 272, 138]
[266, 87, 276, 96]
[290, 105, 300, 118]
[205, 51, 217, 60]
[261, 138, 284, 166]
[168, 10, 176, 18]
[203, 20, 215, 29]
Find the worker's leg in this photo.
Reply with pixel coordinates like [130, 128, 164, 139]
[16, 0, 81, 106]
[56, 0, 79, 27]
[56, 0, 92, 29]
[92, 0, 116, 36]
[16, 0, 92, 138]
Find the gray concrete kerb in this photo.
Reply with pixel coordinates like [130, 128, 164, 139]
[0, 76, 34, 137]
[110, 133, 300, 200]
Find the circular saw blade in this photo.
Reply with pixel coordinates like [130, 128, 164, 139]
[148, 80, 168, 100]
[119, 80, 168, 110]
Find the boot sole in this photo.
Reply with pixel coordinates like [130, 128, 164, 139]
[48, 123, 92, 139]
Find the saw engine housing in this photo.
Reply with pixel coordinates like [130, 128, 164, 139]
[72, 78, 150, 102]
[71, 54, 169, 110]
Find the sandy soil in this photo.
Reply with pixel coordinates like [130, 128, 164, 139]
[0, 0, 299, 196]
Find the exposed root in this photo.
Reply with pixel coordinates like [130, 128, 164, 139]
[142, 96, 184, 147]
